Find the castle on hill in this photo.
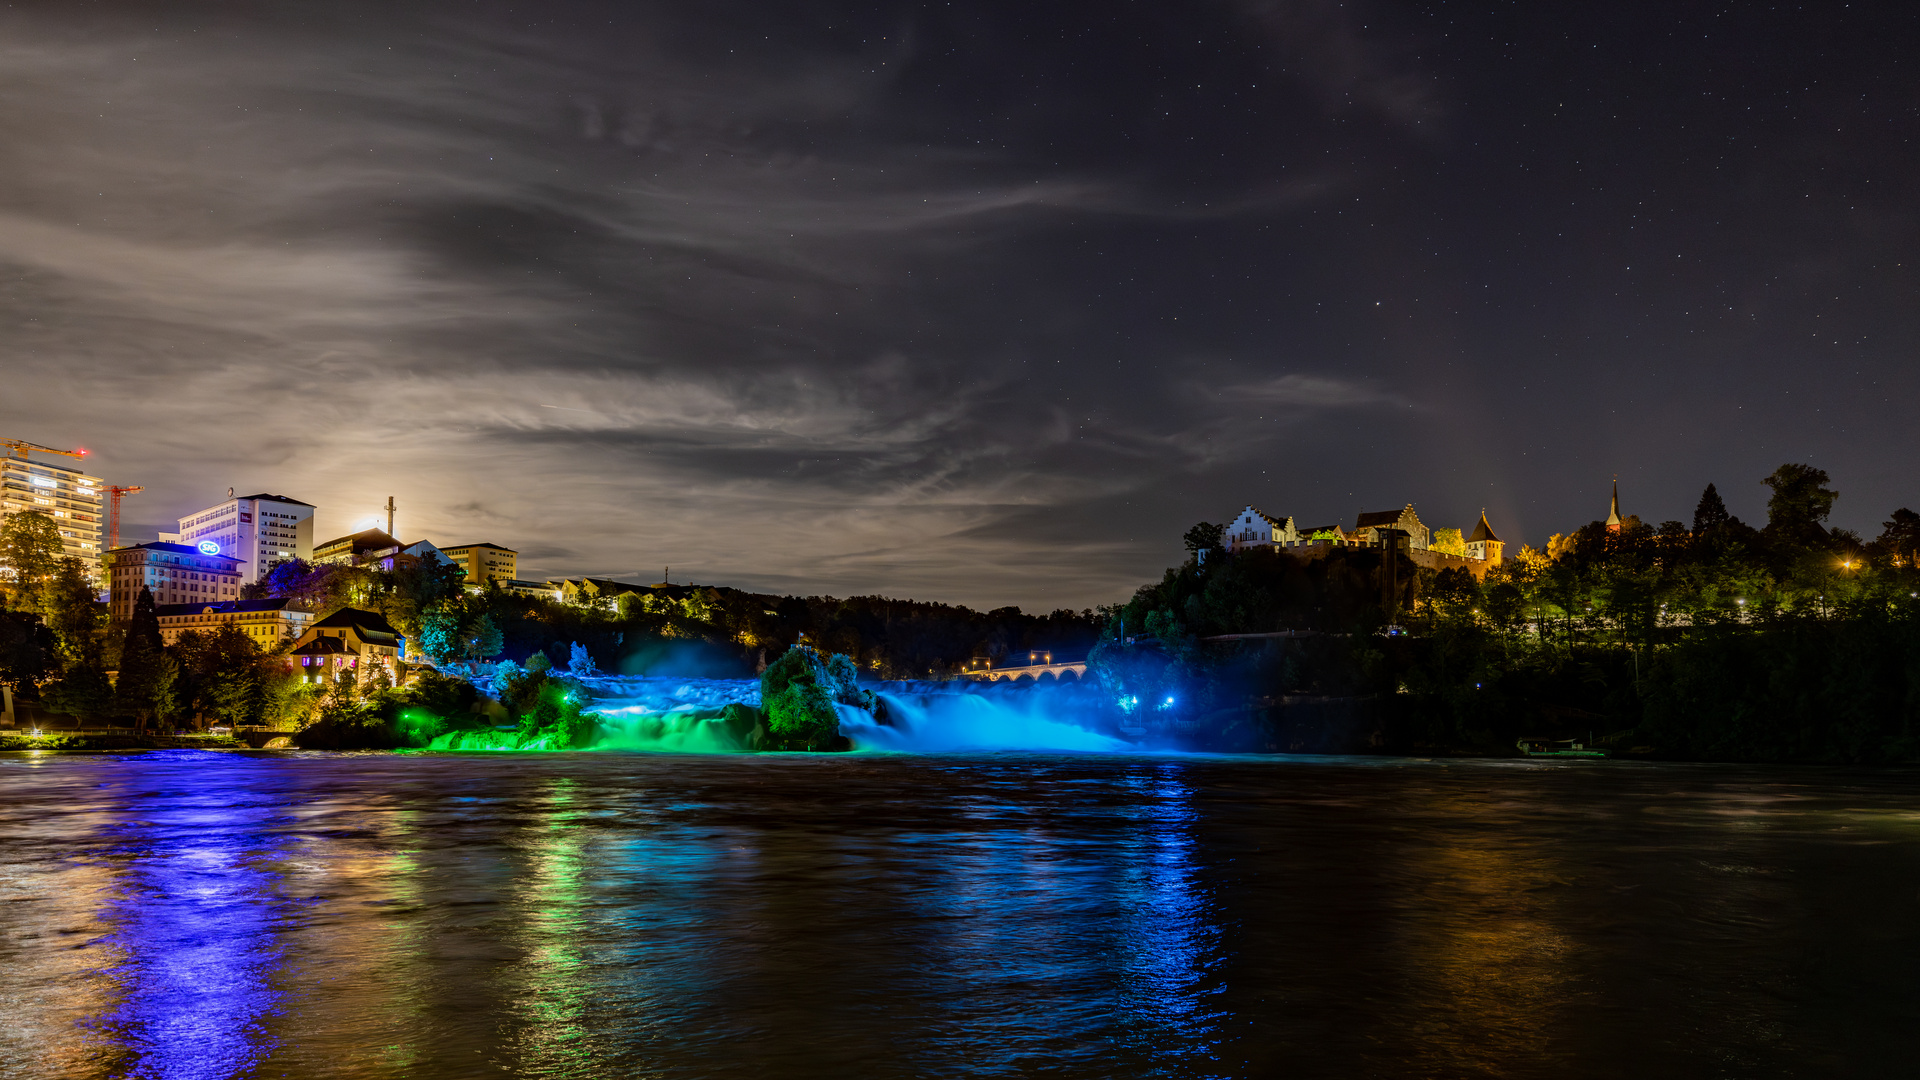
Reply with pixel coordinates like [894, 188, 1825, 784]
[1222, 503, 1505, 577]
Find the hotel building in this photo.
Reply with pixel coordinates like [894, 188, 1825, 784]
[105, 542, 244, 622]
[442, 542, 518, 587]
[0, 456, 107, 577]
[163, 492, 315, 584]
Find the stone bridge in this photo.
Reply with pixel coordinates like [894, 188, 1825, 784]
[961, 661, 1088, 683]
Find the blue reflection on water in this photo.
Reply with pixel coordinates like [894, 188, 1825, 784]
[1115, 764, 1222, 1060]
[87, 758, 288, 1080]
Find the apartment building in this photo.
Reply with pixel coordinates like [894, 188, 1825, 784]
[163, 491, 315, 584]
[442, 542, 517, 587]
[0, 456, 107, 576]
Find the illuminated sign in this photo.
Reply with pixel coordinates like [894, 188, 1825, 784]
[196, 540, 220, 555]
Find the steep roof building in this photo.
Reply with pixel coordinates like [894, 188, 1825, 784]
[288, 607, 405, 686]
[1351, 504, 1431, 549]
[1465, 511, 1505, 566]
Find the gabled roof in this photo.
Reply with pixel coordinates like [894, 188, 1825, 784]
[443, 541, 516, 553]
[1355, 504, 1422, 530]
[236, 493, 314, 507]
[1468, 512, 1501, 544]
[1240, 506, 1292, 529]
[308, 607, 399, 643]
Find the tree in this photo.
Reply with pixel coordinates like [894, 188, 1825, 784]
[1875, 509, 1920, 566]
[1431, 527, 1468, 557]
[1762, 464, 1838, 542]
[1693, 483, 1731, 532]
[1183, 522, 1225, 556]
[0, 510, 66, 613]
[247, 559, 336, 609]
[43, 558, 103, 665]
[41, 663, 112, 725]
[115, 640, 179, 733]
[460, 613, 503, 667]
[417, 604, 463, 664]
[172, 625, 274, 728]
[0, 610, 54, 696]
[566, 641, 597, 675]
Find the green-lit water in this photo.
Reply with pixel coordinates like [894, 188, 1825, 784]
[2, 750, 1916, 1078]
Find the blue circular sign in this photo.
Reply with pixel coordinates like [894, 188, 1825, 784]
[196, 540, 220, 555]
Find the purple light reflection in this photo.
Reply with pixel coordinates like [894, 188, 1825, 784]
[84, 759, 290, 1080]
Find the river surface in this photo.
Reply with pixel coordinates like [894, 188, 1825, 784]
[2, 750, 1917, 1079]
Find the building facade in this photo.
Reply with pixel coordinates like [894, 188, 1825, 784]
[442, 542, 518, 587]
[1, 455, 107, 577]
[1217, 502, 1505, 577]
[106, 542, 244, 622]
[153, 598, 314, 646]
[312, 529, 454, 571]
[287, 608, 404, 686]
[162, 492, 315, 584]
[1464, 512, 1505, 566]
[1224, 507, 1299, 552]
[1351, 504, 1432, 550]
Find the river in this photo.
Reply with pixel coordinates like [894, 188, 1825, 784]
[1, 749, 1916, 1078]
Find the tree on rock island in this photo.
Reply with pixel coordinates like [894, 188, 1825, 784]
[758, 645, 872, 751]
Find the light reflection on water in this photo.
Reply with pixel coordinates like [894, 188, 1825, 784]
[1, 751, 1918, 1079]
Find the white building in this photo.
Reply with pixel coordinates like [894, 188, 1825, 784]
[0, 455, 107, 577]
[105, 542, 244, 623]
[1224, 506, 1299, 552]
[162, 491, 315, 584]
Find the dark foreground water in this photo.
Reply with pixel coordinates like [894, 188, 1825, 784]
[2, 751, 1918, 1079]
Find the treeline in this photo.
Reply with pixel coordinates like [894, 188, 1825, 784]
[1101, 465, 1920, 762]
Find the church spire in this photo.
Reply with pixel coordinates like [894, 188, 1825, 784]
[1606, 479, 1623, 532]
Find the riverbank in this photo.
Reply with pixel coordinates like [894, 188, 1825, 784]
[0, 732, 247, 751]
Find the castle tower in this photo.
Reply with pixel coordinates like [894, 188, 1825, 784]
[1605, 480, 1623, 533]
[1465, 511, 1504, 566]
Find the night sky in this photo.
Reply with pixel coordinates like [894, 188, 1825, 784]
[4, 1, 1915, 609]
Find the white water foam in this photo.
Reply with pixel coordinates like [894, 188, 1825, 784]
[572, 676, 1125, 753]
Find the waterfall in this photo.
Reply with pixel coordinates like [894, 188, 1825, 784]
[542, 676, 1126, 753]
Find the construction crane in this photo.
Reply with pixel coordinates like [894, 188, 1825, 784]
[1, 438, 87, 462]
[106, 485, 144, 553]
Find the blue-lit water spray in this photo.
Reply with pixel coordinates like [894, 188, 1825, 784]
[574, 675, 1127, 753]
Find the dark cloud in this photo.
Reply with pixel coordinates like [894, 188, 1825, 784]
[3, 2, 1917, 608]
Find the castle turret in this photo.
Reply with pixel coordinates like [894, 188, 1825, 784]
[1465, 511, 1504, 566]
[1605, 481, 1623, 533]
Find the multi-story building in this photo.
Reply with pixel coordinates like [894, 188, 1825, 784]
[105, 542, 244, 622]
[312, 529, 453, 571]
[288, 608, 405, 686]
[153, 598, 314, 647]
[441, 542, 518, 587]
[0, 455, 107, 577]
[162, 491, 315, 585]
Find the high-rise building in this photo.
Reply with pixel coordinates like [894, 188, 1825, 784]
[163, 491, 315, 584]
[0, 455, 107, 577]
[441, 542, 517, 587]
